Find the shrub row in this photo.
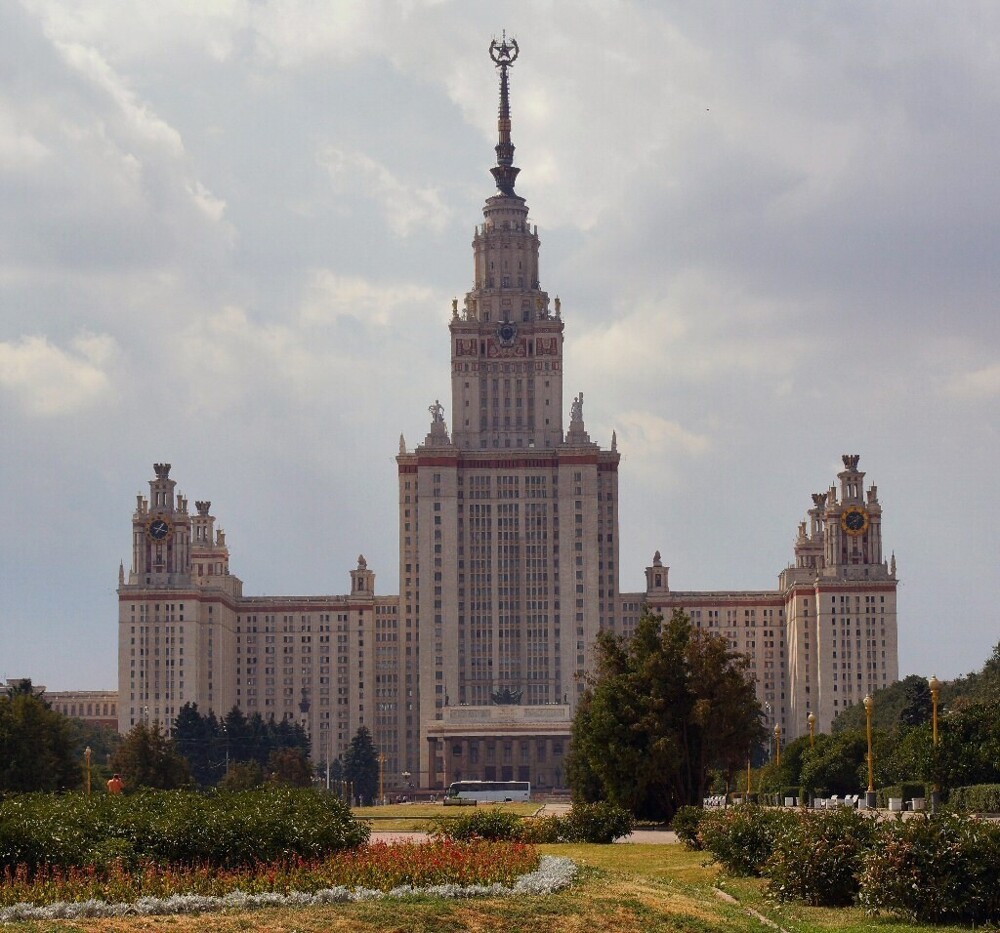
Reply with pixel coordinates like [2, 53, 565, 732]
[696, 805, 798, 877]
[691, 805, 1000, 923]
[0, 787, 369, 872]
[875, 782, 929, 808]
[435, 801, 634, 845]
[670, 805, 705, 849]
[859, 813, 1000, 923]
[948, 783, 1000, 813]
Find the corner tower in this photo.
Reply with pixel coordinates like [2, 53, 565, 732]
[129, 463, 192, 586]
[397, 36, 621, 790]
[780, 454, 899, 738]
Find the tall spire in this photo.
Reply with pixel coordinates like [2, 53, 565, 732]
[489, 32, 520, 197]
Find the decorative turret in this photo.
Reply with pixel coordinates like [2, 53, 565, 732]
[645, 551, 670, 595]
[565, 392, 595, 446]
[423, 399, 452, 448]
[350, 554, 375, 597]
[793, 491, 827, 571]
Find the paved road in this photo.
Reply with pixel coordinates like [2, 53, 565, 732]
[370, 828, 679, 844]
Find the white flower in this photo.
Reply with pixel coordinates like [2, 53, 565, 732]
[0, 857, 578, 921]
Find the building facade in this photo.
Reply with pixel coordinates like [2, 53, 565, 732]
[4, 680, 118, 730]
[117, 40, 898, 791]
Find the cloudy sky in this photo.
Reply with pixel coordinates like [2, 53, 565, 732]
[2, 1, 998, 692]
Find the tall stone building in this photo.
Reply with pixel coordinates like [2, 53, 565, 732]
[117, 39, 898, 791]
[395, 35, 618, 787]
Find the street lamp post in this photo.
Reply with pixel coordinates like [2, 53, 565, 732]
[84, 746, 92, 797]
[402, 770, 412, 800]
[808, 712, 816, 748]
[774, 723, 782, 767]
[929, 675, 941, 812]
[864, 694, 876, 809]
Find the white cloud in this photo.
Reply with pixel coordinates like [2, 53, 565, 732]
[947, 363, 1000, 400]
[614, 410, 712, 490]
[571, 272, 810, 390]
[175, 290, 444, 421]
[319, 147, 451, 237]
[299, 270, 438, 327]
[0, 108, 50, 170]
[3, 0, 1000, 690]
[0, 333, 118, 415]
[246, 1, 384, 68]
[0, 4, 232, 280]
[56, 40, 184, 156]
[617, 409, 710, 458]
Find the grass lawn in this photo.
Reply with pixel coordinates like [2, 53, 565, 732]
[0, 843, 977, 932]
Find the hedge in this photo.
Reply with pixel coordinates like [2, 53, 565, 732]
[435, 801, 634, 845]
[766, 807, 876, 906]
[0, 787, 368, 871]
[698, 805, 797, 876]
[875, 782, 929, 808]
[948, 784, 1000, 813]
[860, 813, 1000, 923]
[700, 804, 1000, 922]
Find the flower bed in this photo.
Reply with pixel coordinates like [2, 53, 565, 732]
[0, 844, 574, 923]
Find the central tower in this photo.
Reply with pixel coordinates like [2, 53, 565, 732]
[450, 35, 564, 452]
[397, 36, 621, 789]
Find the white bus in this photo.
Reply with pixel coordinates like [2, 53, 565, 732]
[446, 780, 531, 802]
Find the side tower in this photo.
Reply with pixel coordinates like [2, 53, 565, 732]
[118, 464, 241, 734]
[397, 36, 621, 790]
[130, 463, 192, 586]
[781, 454, 899, 737]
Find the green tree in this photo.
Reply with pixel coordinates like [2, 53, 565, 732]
[0, 689, 79, 792]
[758, 734, 812, 795]
[268, 746, 314, 787]
[330, 756, 344, 783]
[65, 718, 122, 765]
[568, 608, 764, 821]
[947, 641, 1000, 708]
[110, 721, 191, 789]
[219, 759, 264, 790]
[798, 730, 869, 796]
[935, 700, 1000, 787]
[5, 678, 42, 699]
[343, 726, 379, 804]
[899, 677, 933, 726]
[173, 703, 224, 786]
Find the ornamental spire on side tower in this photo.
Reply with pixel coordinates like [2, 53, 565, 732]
[489, 31, 520, 196]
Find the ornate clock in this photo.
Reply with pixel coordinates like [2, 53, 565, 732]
[496, 321, 518, 346]
[146, 516, 172, 541]
[840, 506, 870, 537]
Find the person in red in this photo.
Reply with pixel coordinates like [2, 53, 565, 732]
[107, 773, 124, 795]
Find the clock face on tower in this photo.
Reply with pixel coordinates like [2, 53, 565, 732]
[840, 506, 870, 537]
[147, 516, 171, 541]
[496, 321, 518, 346]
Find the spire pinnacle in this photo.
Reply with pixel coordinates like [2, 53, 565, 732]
[489, 31, 520, 196]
